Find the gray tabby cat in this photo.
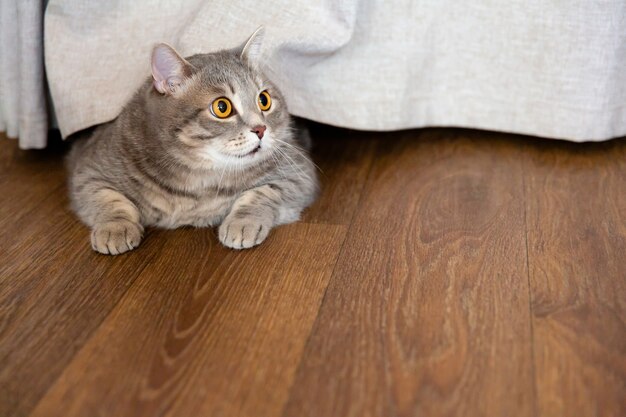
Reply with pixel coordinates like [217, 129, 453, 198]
[67, 28, 318, 255]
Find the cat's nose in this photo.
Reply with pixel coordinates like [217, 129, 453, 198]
[251, 125, 266, 139]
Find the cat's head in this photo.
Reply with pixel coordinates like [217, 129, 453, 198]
[148, 27, 290, 169]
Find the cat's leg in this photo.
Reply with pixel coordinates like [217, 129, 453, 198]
[218, 140, 318, 250]
[218, 177, 316, 249]
[218, 185, 277, 249]
[78, 187, 144, 255]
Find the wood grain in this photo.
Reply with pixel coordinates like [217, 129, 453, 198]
[30, 223, 346, 417]
[283, 130, 535, 417]
[0, 198, 167, 417]
[0, 128, 624, 417]
[0, 134, 20, 172]
[0, 134, 67, 229]
[0, 134, 167, 417]
[524, 140, 626, 417]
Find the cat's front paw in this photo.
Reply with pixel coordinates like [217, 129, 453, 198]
[218, 218, 271, 250]
[91, 220, 143, 255]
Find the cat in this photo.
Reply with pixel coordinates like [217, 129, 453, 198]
[67, 27, 318, 255]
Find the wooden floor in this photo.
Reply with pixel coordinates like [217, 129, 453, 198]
[0, 127, 624, 417]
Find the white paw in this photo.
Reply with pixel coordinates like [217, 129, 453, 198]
[91, 220, 143, 255]
[218, 218, 271, 250]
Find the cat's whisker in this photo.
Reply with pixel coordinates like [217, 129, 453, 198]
[273, 138, 324, 175]
[273, 146, 310, 184]
[278, 150, 309, 182]
[269, 151, 289, 181]
[275, 145, 309, 178]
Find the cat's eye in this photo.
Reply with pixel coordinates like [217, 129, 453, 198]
[258, 91, 271, 111]
[211, 97, 233, 118]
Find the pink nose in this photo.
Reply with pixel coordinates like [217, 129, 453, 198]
[251, 125, 266, 139]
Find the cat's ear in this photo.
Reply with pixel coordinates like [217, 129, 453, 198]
[151, 43, 192, 95]
[239, 26, 265, 65]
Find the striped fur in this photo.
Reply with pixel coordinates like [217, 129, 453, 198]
[68, 34, 318, 255]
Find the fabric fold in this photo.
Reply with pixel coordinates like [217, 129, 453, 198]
[37, 0, 626, 142]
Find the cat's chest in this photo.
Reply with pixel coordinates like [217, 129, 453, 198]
[137, 167, 270, 229]
[145, 191, 237, 229]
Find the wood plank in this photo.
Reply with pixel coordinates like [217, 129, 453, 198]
[0, 133, 67, 228]
[524, 139, 626, 417]
[0, 138, 167, 417]
[0, 134, 19, 172]
[0, 126, 350, 417]
[303, 124, 379, 225]
[3, 126, 623, 417]
[30, 222, 346, 417]
[0, 192, 167, 417]
[283, 129, 534, 417]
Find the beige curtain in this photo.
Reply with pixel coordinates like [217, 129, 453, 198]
[0, 0, 48, 149]
[18, 1, 626, 144]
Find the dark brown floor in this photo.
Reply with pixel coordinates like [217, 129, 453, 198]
[0, 127, 624, 417]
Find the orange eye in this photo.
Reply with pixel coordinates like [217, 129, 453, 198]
[258, 90, 271, 111]
[211, 97, 233, 118]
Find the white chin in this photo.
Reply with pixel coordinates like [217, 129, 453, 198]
[202, 148, 265, 168]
